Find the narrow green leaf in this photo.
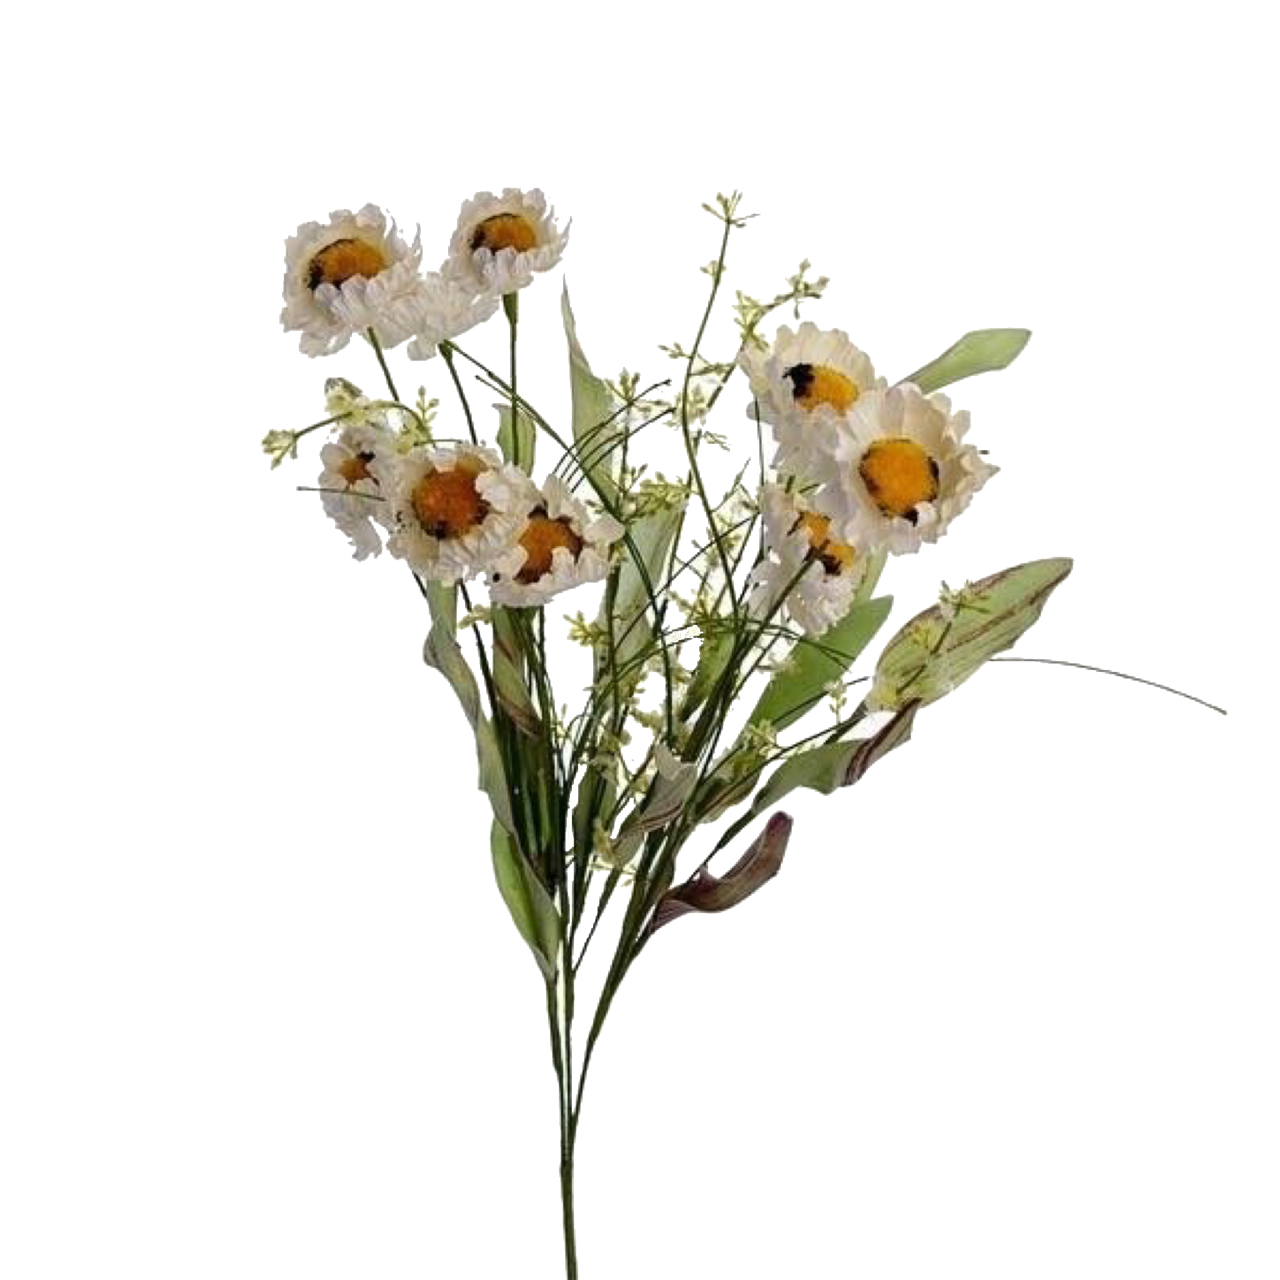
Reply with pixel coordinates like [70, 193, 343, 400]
[613, 749, 699, 864]
[490, 822, 562, 979]
[422, 582, 514, 833]
[490, 608, 542, 737]
[748, 596, 893, 732]
[870, 558, 1073, 710]
[679, 625, 736, 722]
[902, 329, 1032, 394]
[488, 401, 529, 478]
[562, 282, 619, 502]
[598, 504, 681, 693]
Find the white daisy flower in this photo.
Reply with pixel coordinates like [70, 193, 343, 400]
[738, 322, 884, 470]
[281, 204, 424, 357]
[488, 476, 622, 608]
[317, 421, 396, 561]
[443, 188, 569, 296]
[808, 383, 998, 555]
[373, 443, 527, 583]
[405, 272, 501, 360]
[749, 484, 870, 636]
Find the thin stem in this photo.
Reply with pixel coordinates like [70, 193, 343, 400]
[990, 656, 1227, 715]
[365, 328, 399, 401]
[439, 343, 478, 444]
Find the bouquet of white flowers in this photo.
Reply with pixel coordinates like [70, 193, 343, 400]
[266, 188, 1219, 1277]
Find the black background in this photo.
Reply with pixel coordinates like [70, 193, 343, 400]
[240, 167, 1228, 1269]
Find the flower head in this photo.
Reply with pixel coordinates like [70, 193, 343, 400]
[488, 476, 622, 607]
[749, 483, 870, 636]
[443, 189, 569, 296]
[281, 204, 424, 357]
[373, 444, 527, 582]
[738, 322, 884, 469]
[808, 384, 997, 555]
[317, 422, 396, 560]
[405, 272, 500, 360]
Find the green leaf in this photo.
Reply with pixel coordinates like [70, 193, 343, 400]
[749, 702, 920, 815]
[678, 624, 736, 722]
[599, 504, 681, 693]
[748, 596, 893, 732]
[562, 282, 619, 502]
[612, 748, 699, 864]
[490, 608, 543, 738]
[422, 582, 514, 834]
[870, 558, 1073, 710]
[488, 399, 529, 476]
[902, 329, 1032, 394]
[490, 822, 562, 980]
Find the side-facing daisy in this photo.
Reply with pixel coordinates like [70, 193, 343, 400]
[738, 322, 884, 471]
[373, 443, 527, 583]
[281, 204, 424, 357]
[749, 483, 870, 636]
[488, 476, 622, 608]
[405, 272, 500, 360]
[443, 189, 569, 297]
[317, 421, 397, 561]
[808, 383, 998, 555]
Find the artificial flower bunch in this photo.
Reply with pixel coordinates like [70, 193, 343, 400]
[267, 188, 1073, 1278]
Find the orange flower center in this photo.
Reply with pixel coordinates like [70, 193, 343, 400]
[337, 452, 374, 485]
[784, 363, 860, 412]
[517, 514, 582, 582]
[411, 466, 489, 539]
[307, 237, 388, 290]
[799, 512, 859, 575]
[858, 438, 940, 523]
[470, 213, 540, 254]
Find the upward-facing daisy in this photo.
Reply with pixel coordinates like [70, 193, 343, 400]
[808, 383, 998, 555]
[738, 322, 884, 473]
[443, 189, 569, 297]
[281, 205, 425, 357]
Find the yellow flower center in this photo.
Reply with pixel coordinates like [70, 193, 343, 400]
[411, 465, 489, 539]
[470, 213, 540, 254]
[517, 514, 583, 582]
[306, 238, 388, 290]
[784, 363, 860, 413]
[799, 512, 859, 575]
[858, 438, 940, 523]
[337, 452, 374, 485]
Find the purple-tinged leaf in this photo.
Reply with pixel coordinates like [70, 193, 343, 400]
[648, 813, 793, 935]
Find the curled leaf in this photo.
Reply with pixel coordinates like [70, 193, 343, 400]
[490, 822, 562, 980]
[649, 813, 793, 935]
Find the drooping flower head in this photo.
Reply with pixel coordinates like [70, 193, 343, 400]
[488, 477, 622, 608]
[808, 383, 997, 555]
[749, 483, 870, 636]
[443, 189, 569, 296]
[281, 205, 424, 357]
[373, 443, 527, 583]
[317, 421, 396, 561]
[405, 272, 501, 360]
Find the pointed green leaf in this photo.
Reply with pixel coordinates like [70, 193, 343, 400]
[497, 403, 536, 472]
[422, 582, 514, 833]
[870, 558, 1072, 710]
[490, 607, 542, 737]
[562, 283, 619, 502]
[749, 702, 920, 815]
[490, 822, 562, 979]
[748, 596, 893, 732]
[678, 624, 736, 722]
[599, 504, 681, 694]
[613, 748, 699, 864]
[902, 329, 1032, 394]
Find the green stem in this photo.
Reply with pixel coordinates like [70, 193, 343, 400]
[365, 328, 399, 401]
[503, 292, 520, 465]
